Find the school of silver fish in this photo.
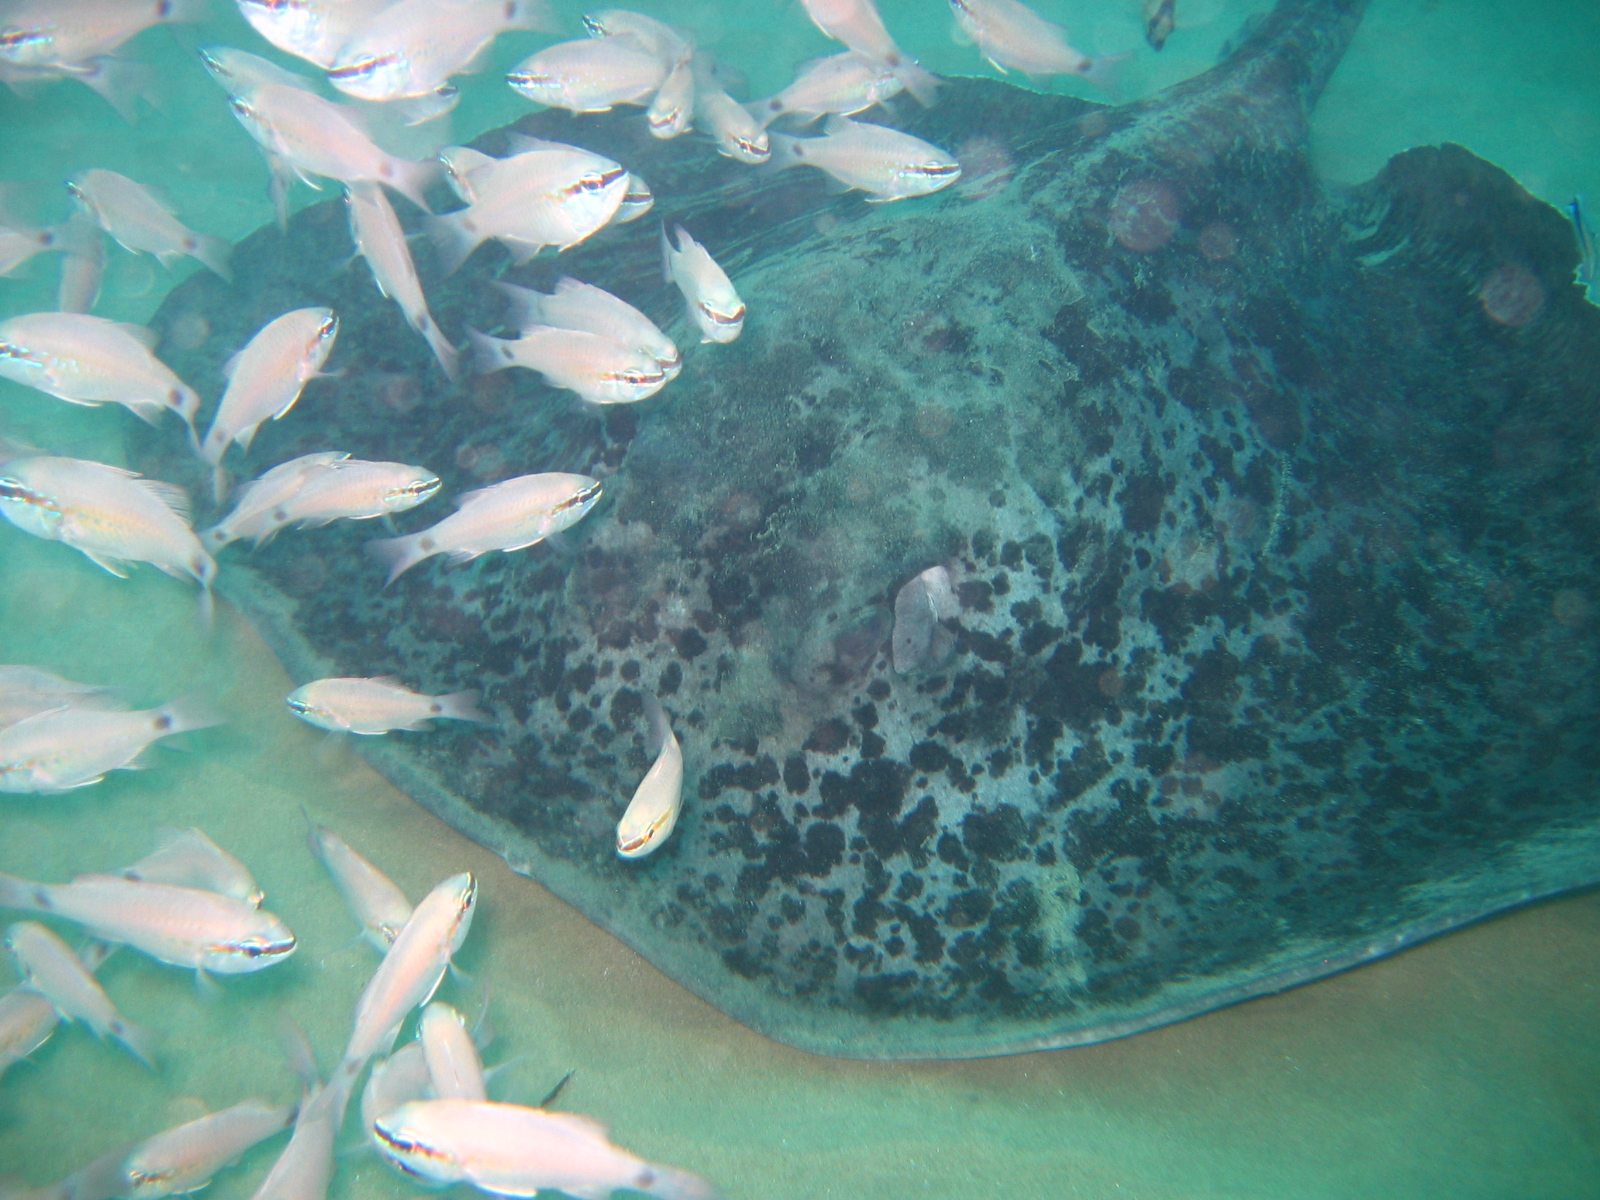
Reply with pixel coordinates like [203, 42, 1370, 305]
[0, 0, 1176, 1194]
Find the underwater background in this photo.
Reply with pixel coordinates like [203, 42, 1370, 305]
[1, 0, 1598, 1196]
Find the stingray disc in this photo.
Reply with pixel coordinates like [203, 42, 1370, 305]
[136, 0, 1600, 1059]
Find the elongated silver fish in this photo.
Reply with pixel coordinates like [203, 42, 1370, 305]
[4, 919, 160, 1066]
[949, 0, 1123, 91]
[0, 873, 296, 973]
[0, 313, 200, 440]
[616, 694, 683, 859]
[767, 115, 961, 202]
[328, 0, 555, 101]
[346, 182, 458, 379]
[419, 1001, 486, 1100]
[372, 1099, 719, 1200]
[507, 33, 666, 113]
[495, 278, 679, 378]
[800, 0, 938, 103]
[117, 827, 263, 907]
[67, 169, 232, 281]
[0, 0, 206, 68]
[121, 1098, 294, 1200]
[366, 473, 603, 583]
[752, 50, 901, 128]
[0, 695, 219, 793]
[201, 308, 339, 499]
[333, 872, 476, 1084]
[201, 452, 439, 551]
[233, 0, 394, 71]
[246, 1077, 344, 1200]
[287, 677, 491, 735]
[0, 456, 216, 617]
[306, 818, 413, 951]
[428, 142, 627, 274]
[0, 665, 116, 729]
[470, 326, 667, 405]
[0, 984, 59, 1081]
[661, 224, 743, 344]
[693, 82, 769, 164]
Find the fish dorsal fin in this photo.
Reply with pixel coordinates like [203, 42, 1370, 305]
[504, 132, 576, 157]
[81, 550, 133, 578]
[137, 477, 191, 521]
[114, 321, 160, 351]
[369, 675, 407, 689]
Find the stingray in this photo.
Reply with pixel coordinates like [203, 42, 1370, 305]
[132, 0, 1600, 1060]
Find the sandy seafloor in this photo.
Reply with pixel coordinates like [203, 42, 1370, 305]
[1, 0, 1599, 1196]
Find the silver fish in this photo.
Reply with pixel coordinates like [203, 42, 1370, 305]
[199, 450, 347, 550]
[233, 0, 394, 71]
[495, 278, 679, 378]
[4, 920, 160, 1066]
[361, 1039, 432, 1135]
[469, 325, 667, 404]
[121, 1099, 295, 1200]
[0, 313, 200, 440]
[346, 182, 458, 379]
[799, 0, 938, 104]
[0, 695, 219, 793]
[306, 818, 413, 951]
[333, 872, 476, 1083]
[372, 1098, 719, 1200]
[366, 473, 603, 583]
[692, 77, 769, 164]
[0, 218, 66, 278]
[55, 211, 106, 314]
[646, 55, 695, 139]
[949, 0, 1122, 91]
[767, 115, 961, 202]
[328, 0, 555, 101]
[0, 0, 206, 68]
[67, 169, 232, 281]
[428, 142, 628, 274]
[286, 676, 491, 735]
[0, 985, 59, 1081]
[201, 308, 339, 499]
[579, 9, 689, 63]
[0, 665, 117, 729]
[117, 827, 263, 907]
[0, 873, 296, 973]
[616, 694, 682, 859]
[0, 456, 216, 615]
[202, 452, 439, 550]
[246, 1077, 344, 1200]
[752, 50, 901, 128]
[661, 224, 744, 344]
[419, 1001, 486, 1100]
[507, 33, 666, 113]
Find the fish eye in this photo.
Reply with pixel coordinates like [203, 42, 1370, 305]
[0, 29, 49, 50]
[318, 315, 338, 339]
[228, 96, 254, 118]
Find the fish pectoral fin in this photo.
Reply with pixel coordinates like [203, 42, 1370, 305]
[397, 719, 435, 732]
[121, 748, 157, 771]
[293, 168, 325, 192]
[193, 967, 222, 1001]
[79, 549, 134, 578]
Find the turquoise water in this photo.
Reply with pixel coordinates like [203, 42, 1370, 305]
[2, 1, 1599, 1197]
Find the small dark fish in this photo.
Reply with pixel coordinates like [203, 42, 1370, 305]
[1144, 0, 1176, 50]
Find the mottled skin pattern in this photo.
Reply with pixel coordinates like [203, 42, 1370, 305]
[133, 0, 1600, 1058]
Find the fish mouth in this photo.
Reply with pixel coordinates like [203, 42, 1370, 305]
[506, 71, 553, 90]
[390, 477, 442, 505]
[0, 30, 48, 54]
[0, 340, 46, 366]
[285, 698, 314, 716]
[580, 14, 607, 36]
[552, 481, 603, 515]
[648, 109, 683, 131]
[317, 314, 339, 341]
[699, 302, 746, 327]
[0, 478, 57, 512]
[731, 135, 770, 161]
[219, 934, 297, 962]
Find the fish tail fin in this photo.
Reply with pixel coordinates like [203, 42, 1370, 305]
[426, 210, 482, 277]
[643, 1165, 721, 1200]
[77, 56, 158, 123]
[505, 0, 560, 32]
[421, 315, 461, 382]
[466, 327, 513, 375]
[155, 693, 224, 738]
[190, 232, 233, 282]
[197, 578, 215, 631]
[764, 131, 805, 173]
[888, 57, 941, 106]
[159, 0, 209, 24]
[365, 533, 427, 586]
[108, 1015, 163, 1069]
[0, 872, 44, 913]
[383, 158, 438, 216]
[1079, 52, 1132, 100]
[436, 690, 493, 725]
